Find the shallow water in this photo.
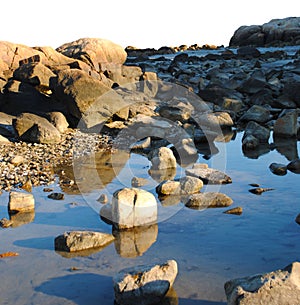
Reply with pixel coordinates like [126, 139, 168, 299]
[1, 131, 300, 305]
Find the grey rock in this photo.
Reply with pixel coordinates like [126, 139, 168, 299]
[273, 111, 298, 137]
[113, 260, 178, 305]
[243, 121, 270, 143]
[239, 105, 271, 124]
[225, 261, 300, 305]
[186, 167, 232, 184]
[186, 192, 233, 209]
[54, 231, 114, 252]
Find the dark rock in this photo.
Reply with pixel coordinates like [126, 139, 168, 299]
[48, 192, 64, 200]
[269, 163, 287, 176]
[287, 159, 300, 173]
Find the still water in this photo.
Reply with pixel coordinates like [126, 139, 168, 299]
[1, 131, 300, 305]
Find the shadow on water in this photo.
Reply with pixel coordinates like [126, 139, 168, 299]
[35, 273, 226, 305]
[14, 236, 54, 250]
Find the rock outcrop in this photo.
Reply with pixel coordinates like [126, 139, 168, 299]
[230, 17, 300, 47]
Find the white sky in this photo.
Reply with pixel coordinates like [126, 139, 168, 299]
[1, 0, 299, 49]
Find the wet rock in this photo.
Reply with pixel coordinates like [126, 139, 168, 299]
[269, 163, 287, 176]
[273, 111, 298, 137]
[186, 166, 232, 184]
[249, 187, 274, 195]
[287, 159, 300, 174]
[224, 207, 243, 215]
[97, 193, 108, 204]
[54, 230, 114, 252]
[8, 191, 35, 213]
[186, 192, 233, 209]
[113, 224, 158, 258]
[48, 192, 64, 200]
[112, 188, 157, 230]
[224, 261, 300, 305]
[149, 147, 177, 170]
[113, 260, 178, 305]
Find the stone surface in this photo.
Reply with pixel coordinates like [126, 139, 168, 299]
[54, 231, 114, 252]
[56, 38, 127, 70]
[273, 111, 298, 137]
[186, 192, 233, 209]
[149, 147, 177, 170]
[8, 191, 35, 213]
[42, 112, 69, 133]
[156, 180, 181, 196]
[112, 188, 157, 230]
[225, 261, 300, 305]
[113, 260, 178, 305]
[13, 113, 61, 144]
[229, 17, 300, 47]
[186, 167, 232, 184]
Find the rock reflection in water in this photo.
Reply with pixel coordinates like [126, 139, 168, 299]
[9, 211, 35, 227]
[148, 168, 177, 183]
[242, 143, 271, 159]
[65, 149, 130, 194]
[113, 224, 158, 258]
[273, 135, 298, 161]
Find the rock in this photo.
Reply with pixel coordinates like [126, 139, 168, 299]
[224, 261, 300, 305]
[229, 17, 300, 47]
[295, 213, 300, 225]
[186, 192, 233, 209]
[273, 111, 298, 137]
[237, 46, 261, 58]
[194, 111, 234, 129]
[186, 167, 232, 184]
[50, 69, 127, 128]
[113, 260, 178, 305]
[156, 180, 181, 196]
[0, 135, 11, 143]
[224, 207, 243, 215]
[269, 163, 287, 176]
[248, 187, 274, 195]
[13, 113, 61, 144]
[242, 134, 260, 150]
[178, 176, 204, 195]
[8, 191, 35, 213]
[113, 224, 158, 258]
[131, 137, 151, 150]
[48, 192, 64, 200]
[222, 98, 244, 113]
[97, 193, 108, 204]
[287, 159, 300, 173]
[54, 231, 114, 252]
[100, 204, 113, 224]
[112, 188, 157, 230]
[9, 155, 25, 166]
[148, 147, 177, 170]
[0, 217, 13, 228]
[56, 38, 127, 71]
[42, 112, 69, 133]
[131, 177, 149, 187]
[243, 121, 270, 143]
[239, 105, 271, 124]
[158, 105, 191, 122]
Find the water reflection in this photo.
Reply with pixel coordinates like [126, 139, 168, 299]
[9, 211, 35, 227]
[273, 135, 298, 161]
[113, 224, 158, 258]
[242, 143, 271, 159]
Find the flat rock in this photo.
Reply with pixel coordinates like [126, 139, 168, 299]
[225, 261, 300, 305]
[186, 167, 232, 184]
[54, 231, 114, 252]
[113, 260, 178, 305]
[186, 192, 233, 209]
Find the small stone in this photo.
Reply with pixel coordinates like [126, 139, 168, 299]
[269, 163, 287, 176]
[97, 193, 108, 204]
[295, 213, 300, 225]
[224, 207, 243, 215]
[8, 191, 35, 213]
[249, 187, 274, 195]
[43, 187, 54, 192]
[9, 155, 25, 166]
[131, 177, 149, 187]
[54, 231, 115, 252]
[0, 217, 13, 228]
[48, 192, 64, 200]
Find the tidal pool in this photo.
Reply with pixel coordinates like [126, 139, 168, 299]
[1, 131, 300, 305]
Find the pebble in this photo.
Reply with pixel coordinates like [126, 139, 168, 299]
[48, 192, 65, 200]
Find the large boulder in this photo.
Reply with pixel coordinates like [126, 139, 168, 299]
[148, 147, 177, 170]
[12, 112, 61, 144]
[113, 260, 178, 305]
[225, 261, 300, 305]
[229, 17, 300, 47]
[273, 111, 298, 137]
[50, 68, 127, 128]
[56, 38, 127, 71]
[112, 188, 157, 230]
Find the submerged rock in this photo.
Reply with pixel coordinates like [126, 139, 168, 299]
[54, 231, 114, 252]
[224, 261, 300, 305]
[113, 260, 178, 305]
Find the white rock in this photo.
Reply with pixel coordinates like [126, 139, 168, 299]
[8, 191, 35, 213]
